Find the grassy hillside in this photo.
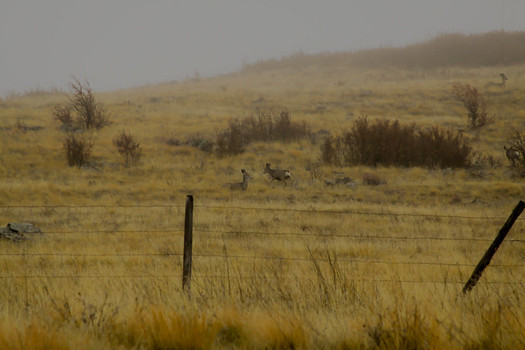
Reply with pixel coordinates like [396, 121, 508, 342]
[0, 32, 524, 348]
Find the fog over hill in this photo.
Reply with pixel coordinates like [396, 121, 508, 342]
[2, 1, 525, 96]
[242, 31, 525, 72]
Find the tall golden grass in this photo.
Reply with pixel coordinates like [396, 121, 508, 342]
[0, 33, 525, 348]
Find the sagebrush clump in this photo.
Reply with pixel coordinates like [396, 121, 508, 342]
[53, 78, 111, 131]
[321, 116, 471, 168]
[63, 133, 93, 168]
[452, 83, 493, 128]
[113, 130, 142, 167]
[216, 111, 310, 156]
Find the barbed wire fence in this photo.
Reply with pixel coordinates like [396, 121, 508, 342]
[0, 198, 523, 293]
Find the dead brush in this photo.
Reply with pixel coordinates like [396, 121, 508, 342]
[113, 130, 142, 167]
[63, 132, 93, 168]
[321, 116, 471, 169]
[452, 83, 493, 128]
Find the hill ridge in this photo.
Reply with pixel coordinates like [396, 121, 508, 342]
[241, 31, 525, 73]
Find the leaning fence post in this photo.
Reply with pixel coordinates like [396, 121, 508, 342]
[462, 200, 524, 294]
[183, 195, 194, 296]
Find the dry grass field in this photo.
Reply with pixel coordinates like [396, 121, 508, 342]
[0, 32, 525, 349]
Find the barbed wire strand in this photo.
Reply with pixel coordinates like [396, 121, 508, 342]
[43, 230, 179, 235]
[1, 252, 524, 268]
[36, 228, 525, 244]
[196, 204, 519, 221]
[0, 273, 522, 285]
[1, 203, 522, 221]
[193, 228, 525, 243]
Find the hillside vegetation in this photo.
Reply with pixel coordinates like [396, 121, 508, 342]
[0, 32, 524, 349]
[243, 31, 525, 72]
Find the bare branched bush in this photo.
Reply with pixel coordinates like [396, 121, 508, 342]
[506, 128, 525, 168]
[70, 78, 111, 130]
[52, 105, 74, 131]
[272, 111, 309, 141]
[63, 133, 93, 168]
[321, 116, 471, 169]
[53, 78, 111, 131]
[216, 119, 247, 156]
[113, 131, 142, 167]
[452, 84, 493, 128]
[216, 111, 310, 156]
[320, 136, 338, 165]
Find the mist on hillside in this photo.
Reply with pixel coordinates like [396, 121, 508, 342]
[242, 31, 525, 73]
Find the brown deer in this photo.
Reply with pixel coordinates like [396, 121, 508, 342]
[485, 73, 508, 88]
[224, 169, 253, 191]
[263, 163, 291, 184]
[504, 145, 520, 166]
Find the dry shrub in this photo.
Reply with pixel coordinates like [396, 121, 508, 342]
[216, 119, 247, 156]
[216, 111, 310, 156]
[63, 133, 93, 167]
[113, 130, 142, 167]
[452, 83, 493, 128]
[54, 78, 111, 131]
[52, 105, 74, 131]
[321, 116, 471, 169]
[70, 78, 111, 130]
[507, 128, 525, 168]
[320, 135, 337, 165]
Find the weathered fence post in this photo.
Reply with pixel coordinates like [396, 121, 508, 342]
[462, 200, 524, 294]
[182, 195, 194, 296]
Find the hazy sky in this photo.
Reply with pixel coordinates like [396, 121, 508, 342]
[1, 0, 524, 96]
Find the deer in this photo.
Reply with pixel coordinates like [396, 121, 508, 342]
[263, 163, 291, 184]
[485, 73, 508, 88]
[223, 169, 253, 191]
[504, 145, 520, 166]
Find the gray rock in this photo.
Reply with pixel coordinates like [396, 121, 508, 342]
[0, 222, 43, 242]
[324, 176, 353, 186]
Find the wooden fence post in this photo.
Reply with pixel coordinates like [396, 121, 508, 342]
[462, 200, 524, 294]
[182, 195, 194, 295]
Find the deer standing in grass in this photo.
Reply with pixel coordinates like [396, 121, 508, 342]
[504, 145, 520, 166]
[264, 163, 291, 184]
[485, 73, 508, 88]
[224, 169, 253, 191]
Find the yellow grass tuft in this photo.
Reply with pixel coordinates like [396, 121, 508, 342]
[0, 321, 70, 350]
